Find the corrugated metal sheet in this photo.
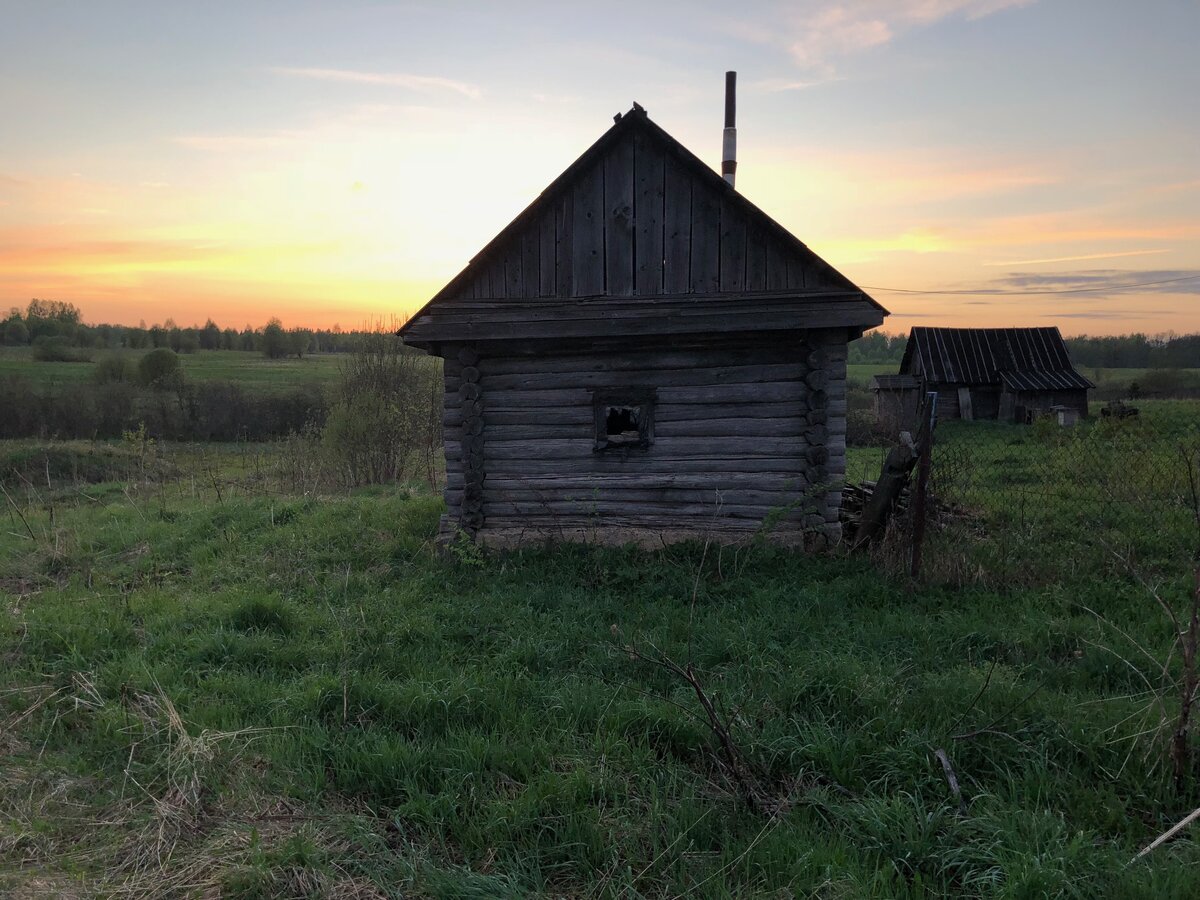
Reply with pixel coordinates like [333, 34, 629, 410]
[899, 326, 1094, 390]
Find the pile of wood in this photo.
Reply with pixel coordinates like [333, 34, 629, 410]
[840, 479, 910, 542]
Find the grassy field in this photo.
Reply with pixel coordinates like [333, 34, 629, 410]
[3, 442, 1200, 896]
[0, 346, 345, 394]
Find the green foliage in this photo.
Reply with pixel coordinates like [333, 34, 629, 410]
[137, 347, 182, 387]
[31, 334, 91, 362]
[322, 331, 440, 485]
[261, 318, 289, 359]
[2, 482, 1200, 896]
[92, 353, 135, 385]
[2, 316, 28, 345]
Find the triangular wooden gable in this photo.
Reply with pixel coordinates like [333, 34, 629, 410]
[402, 106, 885, 341]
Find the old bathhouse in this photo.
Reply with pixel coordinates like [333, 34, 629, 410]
[399, 104, 888, 546]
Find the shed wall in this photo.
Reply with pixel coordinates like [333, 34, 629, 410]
[440, 331, 847, 544]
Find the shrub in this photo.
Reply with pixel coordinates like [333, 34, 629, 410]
[137, 348, 182, 387]
[93, 354, 136, 384]
[323, 332, 440, 485]
[32, 335, 91, 362]
[3, 317, 28, 345]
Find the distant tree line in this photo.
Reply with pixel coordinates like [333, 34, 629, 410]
[1, 299, 372, 359]
[849, 329, 1200, 369]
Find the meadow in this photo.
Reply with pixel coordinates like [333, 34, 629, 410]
[3, 428, 1200, 897]
[0, 346, 345, 395]
[4, 345, 1200, 896]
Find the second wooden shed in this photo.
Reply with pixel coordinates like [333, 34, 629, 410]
[400, 105, 887, 546]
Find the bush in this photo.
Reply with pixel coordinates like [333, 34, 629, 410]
[93, 354, 136, 384]
[3, 317, 28, 345]
[323, 332, 440, 485]
[32, 335, 91, 362]
[137, 348, 182, 387]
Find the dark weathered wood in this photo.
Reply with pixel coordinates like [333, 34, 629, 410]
[483, 456, 812, 476]
[765, 239, 787, 291]
[556, 190, 574, 297]
[719, 197, 746, 292]
[481, 382, 806, 408]
[786, 256, 806, 291]
[538, 210, 556, 297]
[634, 130, 665, 296]
[504, 237, 523, 299]
[690, 180, 720, 292]
[453, 472, 810, 492]
[482, 499, 801, 520]
[457, 346, 479, 367]
[521, 226, 540, 299]
[663, 156, 691, 294]
[605, 138, 635, 296]
[572, 163, 604, 296]
[745, 227, 768, 292]
[480, 362, 808, 392]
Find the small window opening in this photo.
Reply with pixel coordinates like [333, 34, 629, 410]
[593, 388, 655, 451]
[605, 406, 642, 445]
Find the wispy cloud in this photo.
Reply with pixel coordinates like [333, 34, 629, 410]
[992, 268, 1200, 295]
[735, 0, 1036, 73]
[270, 66, 481, 100]
[982, 249, 1173, 267]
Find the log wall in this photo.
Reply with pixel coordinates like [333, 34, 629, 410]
[438, 330, 849, 544]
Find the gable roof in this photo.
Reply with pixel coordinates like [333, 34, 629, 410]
[400, 105, 886, 346]
[900, 326, 1094, 389]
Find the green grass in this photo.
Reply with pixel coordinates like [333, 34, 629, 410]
[3, 455, 1200, 896]
[0, 346, 345, 394]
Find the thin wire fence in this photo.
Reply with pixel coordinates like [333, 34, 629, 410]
[909, 401, 1200, 585]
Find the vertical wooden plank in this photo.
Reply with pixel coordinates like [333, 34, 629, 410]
[765, 239, 787, 291]
[521, 227, 539, 299]
[556, 191, 573, 297]
[719, 196, 746, 292]
[572, 163, 604, 297]
[690, 181, 721, 293]
[663, 156, 691, 294]
[487, 257, 505, 299]
[786, 255, 806, 291]
[605, 139, 635, 296]
[539, 209, 556, 297]
[634, 130, 665, 296]
[504, 242, 522, 299]
[745, 227, 767, 292]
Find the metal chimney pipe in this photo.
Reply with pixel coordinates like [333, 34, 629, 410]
[722, 71, 737, 188]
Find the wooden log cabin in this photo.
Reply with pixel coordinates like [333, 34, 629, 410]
[872, 326, 1093, 427]
[399, 104, 888, 547]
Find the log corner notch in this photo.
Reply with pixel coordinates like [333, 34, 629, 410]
[457, 344, 485, 537]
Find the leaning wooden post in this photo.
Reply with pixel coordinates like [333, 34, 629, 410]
[909, 392, 938, 579]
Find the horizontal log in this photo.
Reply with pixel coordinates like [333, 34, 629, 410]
[481, 457, 820, 476]
[479, 347, 801, 376]
[482, 487, 818, 507]
[457, 437, 811, 460]
[481, 499, 804, 519]
[478, 363, 810, 392]
[447, 471, 811, 491]
[483, 383, 809, 408]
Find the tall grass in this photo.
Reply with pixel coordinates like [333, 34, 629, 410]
[2, 458, 1200, 895]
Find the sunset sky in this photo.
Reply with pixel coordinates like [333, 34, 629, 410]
[1, 0, 1197, 335]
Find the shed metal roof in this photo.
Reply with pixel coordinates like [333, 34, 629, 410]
[900, 326, 1093, 390]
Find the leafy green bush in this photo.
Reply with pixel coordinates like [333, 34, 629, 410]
[92, 354, 135, 384]
[31, 335, 91, 362]
[322, 332, 440, 485]
[137, 348, 182, 387]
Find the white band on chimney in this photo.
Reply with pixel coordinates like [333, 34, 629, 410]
[722, 127, 737, 186]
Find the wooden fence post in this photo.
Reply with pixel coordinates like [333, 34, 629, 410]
[909, 392, 938, 579]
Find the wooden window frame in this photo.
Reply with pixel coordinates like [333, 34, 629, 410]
[591, 387, 656, 451]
